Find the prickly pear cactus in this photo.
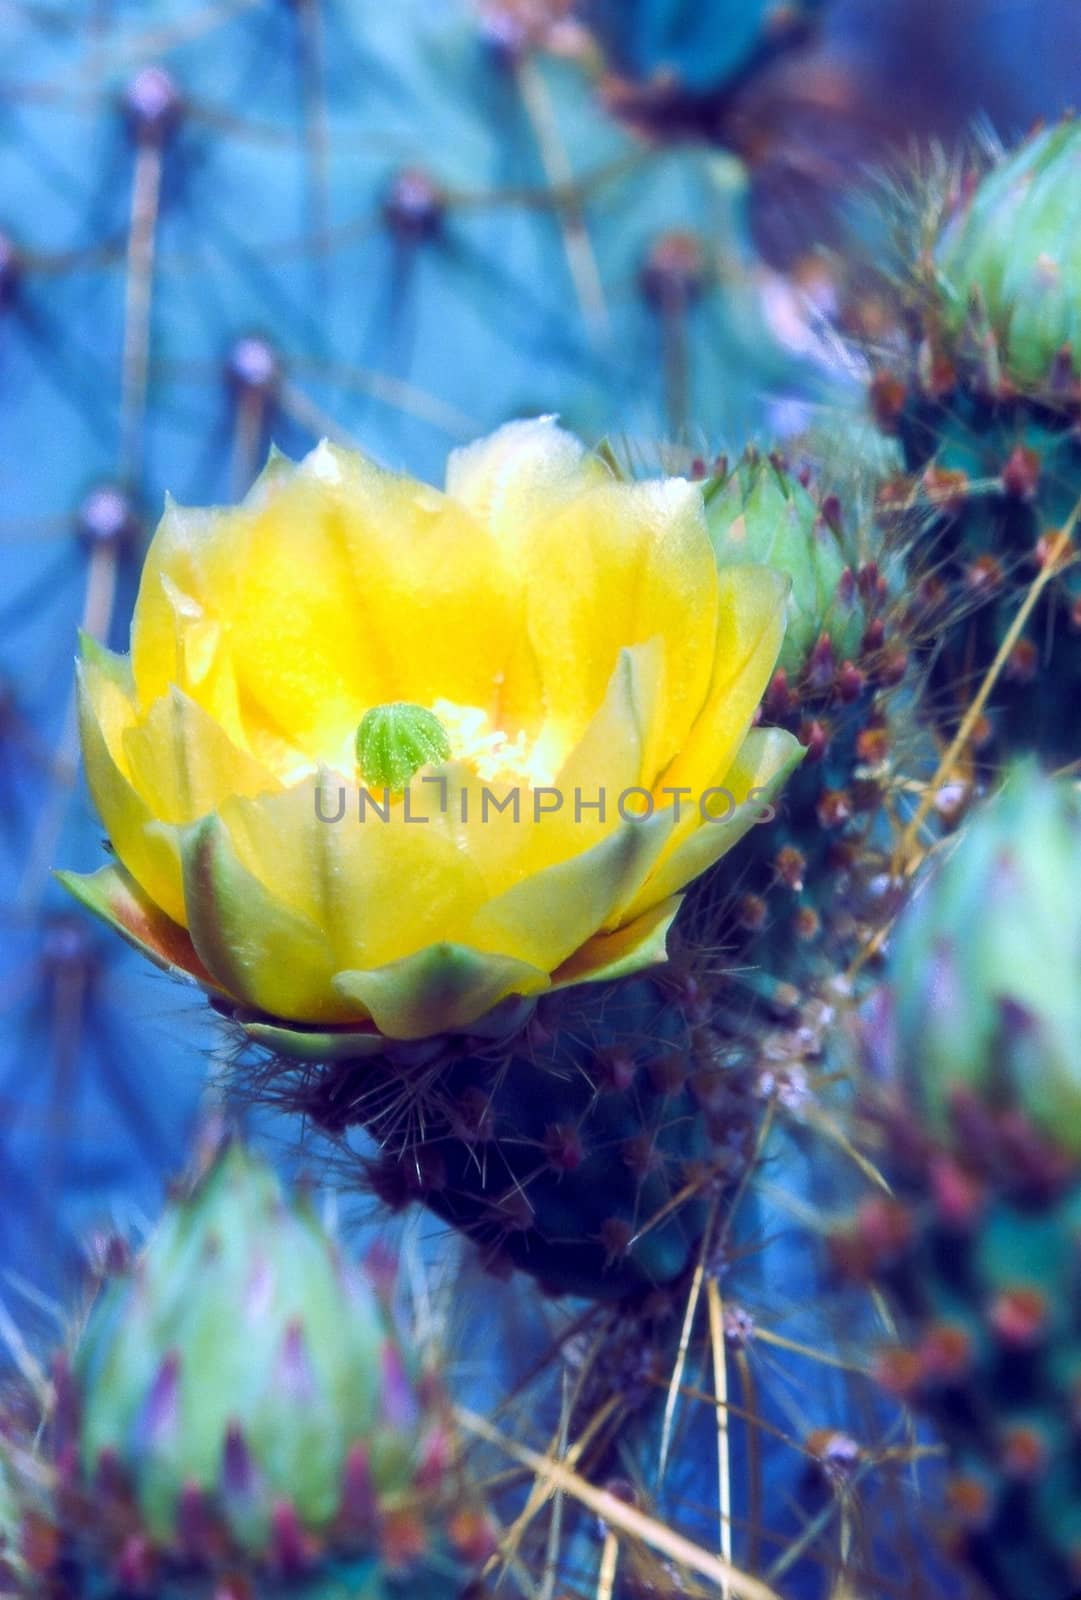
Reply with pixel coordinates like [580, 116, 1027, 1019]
[872, 119, 1081, 771]
[4, 1142, 491, 1598]
[694, 448, 912, 990]
[58, 417, 810, 1303]
[834, 764, 1081, 1599]
[0, 0, 832, 1296]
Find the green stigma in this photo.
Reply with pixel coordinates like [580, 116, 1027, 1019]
[355, 702, 452, 791]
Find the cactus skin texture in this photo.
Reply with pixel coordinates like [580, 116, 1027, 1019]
[694, 449, 909, 988]
[3, 1143, 490, 1599]
[263, 969, 761, 1303]
[833, 765, 1081, 1600]
[581, 0, 828, 102]
[873, 119, 1081, 771]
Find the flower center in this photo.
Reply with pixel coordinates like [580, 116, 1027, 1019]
[355, 702, 452, 791]
[432, 698, 552, 788]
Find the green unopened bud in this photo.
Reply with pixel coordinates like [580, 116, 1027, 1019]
[891, 762, 1081, 1154]
[706, 455, 863, 677]
[356, 702, 452, 791]
[937, 118, 1081, 389]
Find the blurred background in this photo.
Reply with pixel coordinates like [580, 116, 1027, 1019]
[1, 0, 1079, 1311]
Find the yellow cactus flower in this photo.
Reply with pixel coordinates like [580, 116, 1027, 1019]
[59, 419, 801, 1048]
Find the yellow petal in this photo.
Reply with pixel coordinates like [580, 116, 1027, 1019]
[621, 725, 804, 920]
[130, 448, 530, 770]
[77, 635, 138, 770]
[121, 687, 279, 825]
[445, 416, 610, 536]
[210, 778, 489, 971]
[523, 477, 719, 781]
[455, 641, 664, 900]
[180, 812, 351, 1022]
[240, 446, 531, 762]
[656, 565, 789, 800]
[240, 444, 298, 511]
[131, 497, 253, 712]
[446, 418, 620, 738]
[77, 656, 185, 925]
[550, 896, 683, 989]
[192, 471, 387, 765]
[467, 809, 672, 972]
[552, 639, 662, 813]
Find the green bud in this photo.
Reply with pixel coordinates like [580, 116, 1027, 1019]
[705, 456, 862, 677]
[890, 762, 1081, 1155]
[356, 702, 452, 791]
[937, 118, 1081, 389]
[74, 1144, 429, 1555]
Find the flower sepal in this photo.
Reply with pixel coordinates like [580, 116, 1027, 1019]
[227, 988, 539, 1065]
[55, 861, 227, 994]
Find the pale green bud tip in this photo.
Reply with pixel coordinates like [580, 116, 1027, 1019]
[356, 702, 452, 791]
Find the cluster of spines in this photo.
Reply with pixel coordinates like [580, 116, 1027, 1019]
[278, 969, 762, 1302]
[688, 448, 909, 979]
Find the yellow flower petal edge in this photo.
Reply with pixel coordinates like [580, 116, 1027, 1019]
[56, 862, 224, 994]
[60, 418, 796, 1046]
